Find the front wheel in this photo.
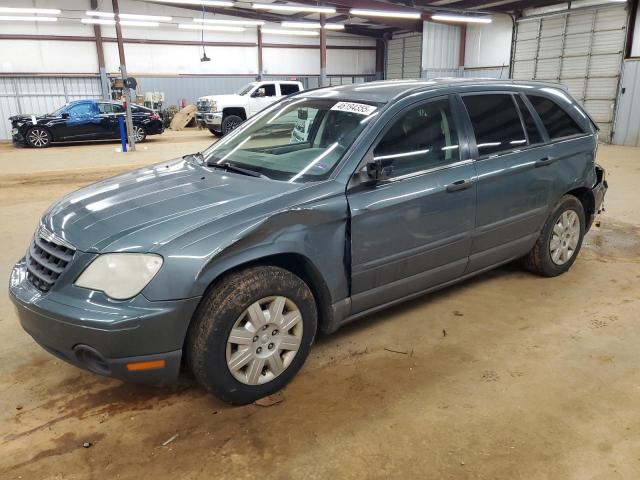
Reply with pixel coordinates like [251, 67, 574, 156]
[186, 266, 317, 405]
[221, 115, 243, 136]
[208, 128, 222, 137]
[26, 127, 52, 148]
[523, 195, 585, 277]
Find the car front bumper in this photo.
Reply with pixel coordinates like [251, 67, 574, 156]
[11, 127, 26, 145]
[9, 259, 201, 385]
[196, 111, 222, 129]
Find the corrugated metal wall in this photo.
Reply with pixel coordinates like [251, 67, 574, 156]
[421, 67, 509, 80]
[0, 76, 102, 141]
[422, 21, 460, 70]
[0, 74, 375, 140]
[613, 60, 640, 147]
[512, 3, 628, 142]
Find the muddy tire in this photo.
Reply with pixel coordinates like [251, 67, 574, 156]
[186, 266, 317, 405]
[208, 128, 222, 137]
[523, 195, 585, 277]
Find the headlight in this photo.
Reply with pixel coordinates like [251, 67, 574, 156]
[211, 101, 217, 112]
[75, 253, 163, 300]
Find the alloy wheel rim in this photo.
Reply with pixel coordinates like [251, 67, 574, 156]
[225, 296, 303, 385]
[133, 126, 144, 142]
[224, 120, 239, 133]
[550, 210, 580, 265]
[29, 129, 49, 147]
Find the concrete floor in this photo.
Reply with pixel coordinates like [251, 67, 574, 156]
[1, 130, 639, 479]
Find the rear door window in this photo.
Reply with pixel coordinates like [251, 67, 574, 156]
[462, 94, 527, 156]
[280, 83, 301, 95]
[515, 96, 543, 144]
[526, 95, 584, 139]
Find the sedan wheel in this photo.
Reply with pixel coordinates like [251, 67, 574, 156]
[550, 210, 580, 265]
[133, 125, 146, 143]
[226, 296, 303, 385]
[26, 127, 52, 148]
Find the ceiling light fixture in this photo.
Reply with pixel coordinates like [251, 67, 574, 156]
[0, 15, 58, 22]
[253, 4, 336, 14]
[86, 11, 172, 22]
[431, 13, 492, 23]
[0, 7, 61, 15]
[152, 0, 234, 6]
[281, 21, 345, 29]
[349, 8, 421, 19]
[179, 23, 245, 31]
[261, 28, 319, 36]
[194, 18, 265, 26]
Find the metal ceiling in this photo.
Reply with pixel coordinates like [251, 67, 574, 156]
[148, 1, 603, 37]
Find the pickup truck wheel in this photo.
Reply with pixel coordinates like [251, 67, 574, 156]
[186, 266, 317, 405]
[208, 128, 222, 137]
[26, 127, 52, 148]
[132, 125, 146, 143]
[221, 115, 242, 135]
[523, 195, 585, 277]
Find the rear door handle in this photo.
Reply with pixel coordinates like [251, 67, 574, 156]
[446, 179, 474, 193]
[535, 156, 557, 168]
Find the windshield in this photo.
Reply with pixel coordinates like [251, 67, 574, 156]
[50, 103, 70, 116]
[237, 83, 256, 96]
[201, 97, 381, 182]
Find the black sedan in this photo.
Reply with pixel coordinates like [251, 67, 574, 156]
[10, 99, 164, 148]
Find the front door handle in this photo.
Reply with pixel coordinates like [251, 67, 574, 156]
[446, 179, 474, 193]
[535, 156, 557, 168]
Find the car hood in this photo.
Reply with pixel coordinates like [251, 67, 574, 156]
[41, 158, 302, 253]
[199, 94, 245, 106]
[10, 114, 57, 126]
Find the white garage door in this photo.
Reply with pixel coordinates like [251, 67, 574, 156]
[512, 3, 628, 142]
[386, 32, 422, 79]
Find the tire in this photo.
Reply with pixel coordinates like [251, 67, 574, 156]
[208, 128, 222, 137]
[221, 115, 243, 136]
[186, 266, 317, 405]
[132, 124, 147, 143]
[523, 195, 586, 277]
[25, 127, 52, 148]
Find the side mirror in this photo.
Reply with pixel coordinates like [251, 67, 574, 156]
[61, 112, 69, 119]
[366, 158, 394, 183]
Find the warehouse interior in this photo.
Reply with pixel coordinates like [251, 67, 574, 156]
[1, 0, 640, 478]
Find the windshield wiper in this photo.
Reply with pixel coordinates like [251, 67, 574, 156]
[207, 161, 267, 179]
[183, 151, 204, 164]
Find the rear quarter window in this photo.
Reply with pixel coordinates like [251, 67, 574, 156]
[280, 84, 301, 95]
[527, 95, 585, 140]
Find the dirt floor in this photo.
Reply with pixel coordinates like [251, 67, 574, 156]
[1, 130, 639, 479]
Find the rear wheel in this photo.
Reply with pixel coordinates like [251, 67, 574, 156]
[187, 266, 317, 404]
[132, 125, 146, 143]
[221, 115, 243, 136]
[26, 127, 52, 148]
[523, 195, 585, 277]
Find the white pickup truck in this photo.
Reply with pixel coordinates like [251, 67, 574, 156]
[196, 80, 304, 136]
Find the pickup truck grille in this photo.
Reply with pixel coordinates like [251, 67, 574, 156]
[196, 100, 210, 112]
[26, 232, 75, 293]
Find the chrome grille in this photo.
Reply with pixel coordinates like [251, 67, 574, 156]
[26, 233, 75, 292]
[196, 100, 210, 112]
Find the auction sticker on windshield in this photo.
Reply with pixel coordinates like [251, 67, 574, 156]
[330, 102, 377, 116]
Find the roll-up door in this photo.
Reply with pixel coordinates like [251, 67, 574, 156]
[512, 3, 628, 142]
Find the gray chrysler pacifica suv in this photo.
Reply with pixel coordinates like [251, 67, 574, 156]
[10, 79, 607, 404]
